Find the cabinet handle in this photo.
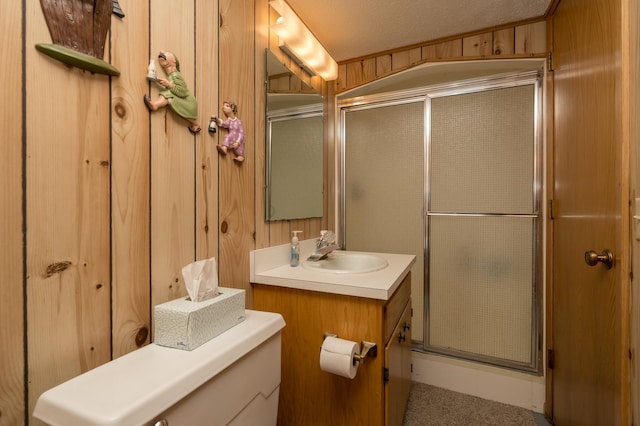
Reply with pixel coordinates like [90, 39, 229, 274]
[398, 332, 406, 343]
[403, 322, 410, 332]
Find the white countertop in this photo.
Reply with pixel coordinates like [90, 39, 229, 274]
[250, 240, 416, 300]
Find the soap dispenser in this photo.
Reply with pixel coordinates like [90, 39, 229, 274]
[290, 231, 302, 267]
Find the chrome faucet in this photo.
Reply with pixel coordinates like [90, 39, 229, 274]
[307, 230, 339, 261]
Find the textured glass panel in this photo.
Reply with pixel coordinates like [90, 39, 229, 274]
[345, 102, 424, 252]
[428, 215, 533, 363]
[430, 85, 535, 214]
[344, 102, 425, 338]
[269, 116, 323, 220]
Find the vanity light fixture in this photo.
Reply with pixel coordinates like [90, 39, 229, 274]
[269, 0, 338, 81]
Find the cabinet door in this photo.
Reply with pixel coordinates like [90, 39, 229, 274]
[385, 300, 412, 426]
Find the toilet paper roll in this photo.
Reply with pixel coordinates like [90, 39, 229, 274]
[320, 336, 359, 379]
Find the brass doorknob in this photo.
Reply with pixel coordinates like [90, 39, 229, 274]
[584, 249, 614, 269]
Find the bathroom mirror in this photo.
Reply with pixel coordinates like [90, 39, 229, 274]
[266, 50, 324, 221]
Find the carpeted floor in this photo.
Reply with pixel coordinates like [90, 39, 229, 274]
[403, 382, 551, 426]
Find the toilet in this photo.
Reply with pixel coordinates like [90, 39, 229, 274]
[33, 309, 285, 426]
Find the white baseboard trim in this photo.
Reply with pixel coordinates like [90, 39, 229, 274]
[411, 351, 546, 413]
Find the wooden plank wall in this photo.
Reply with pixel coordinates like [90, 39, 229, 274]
[0, 1, 24, 425]
[0, 0, 329, 423]
[110, 1, 152, 360]
[336, 20, 548, 93]
[1, 0, 265, 424]
[217, 0, 256, 306]
[26, 3, 113, 425]
[1, 2, 548, 424]
[268, 73, 318, 94]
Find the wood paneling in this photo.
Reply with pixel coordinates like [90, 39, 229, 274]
[110, 1, 152, 358]
[338, 20, 547, 93]
[422, 39, 463, 61]
[149, 0, 197, 311]
[195, 0, 220, 266]
[267, 73, 317, 94]
[5, 0, 231, 423]
[8, 1, 638, 424]
[345, 58, 377, 90]
[218, 0, 255, 303]
[377, 54, 392, 75]
[0, 1, 24, 424]
[516, 20, 547, 55]
[493, 28, 515, 55]
[463, 32, 493, 57]
[26, 0, 112, 421]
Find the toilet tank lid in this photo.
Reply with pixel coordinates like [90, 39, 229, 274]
[33, 309, 285, 426]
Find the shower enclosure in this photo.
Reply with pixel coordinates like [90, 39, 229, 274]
[338, 71, 543, 372]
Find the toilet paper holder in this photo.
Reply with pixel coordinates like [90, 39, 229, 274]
[323, 333, 377, 364]
[354, 341, 377, 363]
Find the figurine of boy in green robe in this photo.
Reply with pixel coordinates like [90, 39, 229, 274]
[144, 50, 201, 134]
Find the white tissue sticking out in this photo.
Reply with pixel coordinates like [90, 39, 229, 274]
[182, 257, 218, 302]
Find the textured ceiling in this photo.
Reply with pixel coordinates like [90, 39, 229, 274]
[284, 0, 552, 62]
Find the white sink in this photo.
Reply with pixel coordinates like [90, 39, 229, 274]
[302, 252, 389, 274]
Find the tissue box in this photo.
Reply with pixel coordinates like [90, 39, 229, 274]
[154, 287, 246, 351]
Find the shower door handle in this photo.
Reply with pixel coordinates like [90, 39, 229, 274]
[584, 249, 614, 269]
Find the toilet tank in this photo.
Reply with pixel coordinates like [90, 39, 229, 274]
[33, 310, 285, 426]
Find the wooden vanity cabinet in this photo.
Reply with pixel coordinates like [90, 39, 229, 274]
[385, 299, 412, 426]
[253, 272, 412, 426]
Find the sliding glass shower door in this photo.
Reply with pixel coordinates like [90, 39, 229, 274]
[341, 99, 426, 339]
[339, 72, 542, 372]
[427, 79, 541, 372]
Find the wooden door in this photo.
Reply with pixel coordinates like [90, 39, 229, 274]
[551, 0, 630, 424]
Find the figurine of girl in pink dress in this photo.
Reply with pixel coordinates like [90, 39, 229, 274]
[212, 101, 245, 163]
